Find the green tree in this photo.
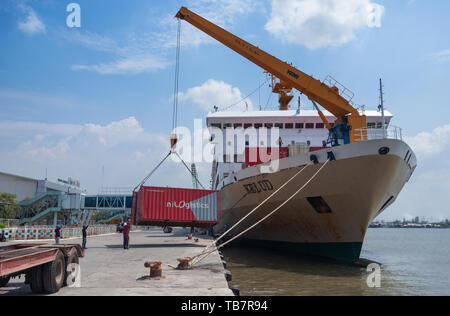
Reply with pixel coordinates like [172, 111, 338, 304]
[0, 193, 20, 219]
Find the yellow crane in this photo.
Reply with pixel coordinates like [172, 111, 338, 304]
[175, 7, 368, 144]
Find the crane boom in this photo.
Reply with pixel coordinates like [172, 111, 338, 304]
[176, 7, 367, 144]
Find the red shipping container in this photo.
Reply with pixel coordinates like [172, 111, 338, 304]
[132, 186, 219, 228]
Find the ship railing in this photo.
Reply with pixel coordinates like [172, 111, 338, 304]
[354, 126, 403, 142]
[323, 75, 355, 104]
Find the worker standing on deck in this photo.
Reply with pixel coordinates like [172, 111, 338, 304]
[123, 221, 130, 250]
[82, 224, 89, 249]
[54, 225, 61, 244]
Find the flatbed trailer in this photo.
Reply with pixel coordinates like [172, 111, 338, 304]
[0, 242, 84, 294]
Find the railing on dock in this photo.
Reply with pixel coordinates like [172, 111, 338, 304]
[354, 126, 403, 142]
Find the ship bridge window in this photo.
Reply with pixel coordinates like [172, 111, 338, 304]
[307, 197, 333, 214]
[377, 123, 383, 128]
[295, 123, 304, 129]
[254, 123, 263, 129]
[224, 123, 232, 129]
[285, 123, 294, 129]
[275, 123, 284, 129]
[211, 123, 222, 129]
[265, 123, 273, 129]
[367, 122, 376, 129]
[316, 123, 325, 129]
[234, 123, 243, 128]
[305, 123, 315, 129]
[244, 123, 253, 129]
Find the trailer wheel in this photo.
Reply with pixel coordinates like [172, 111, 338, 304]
[29, 266, 44, 294]
[43, 250, 65, 294]
[64, 249, 79, 286]
[0, 276, 10, 287]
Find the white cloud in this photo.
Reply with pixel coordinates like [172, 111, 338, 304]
[382, 166, 450, 222]
[430, 49, 450, 63]
[66, 0, 258, 74]
[377, 124, 450, 221]
[0, 117, 204, 193]
[18, 6, 45, 35]
[179, 79, 254, 112]
[63, 30, 120, 54]
[0, 121, 82, 138]
[80, 117, 146, 147]
[71, 56, 169, 75]
[265, 0, 384, 49]
[0, 89, 74, 108]
[405, 124, 450, 158]
[64, 31, 170, 75]
[155, 0, 259, 49]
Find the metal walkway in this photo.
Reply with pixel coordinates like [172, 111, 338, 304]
[19, 192, 132, 225]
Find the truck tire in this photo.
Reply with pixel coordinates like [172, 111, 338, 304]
[43, 250, 65, 294]
[64, 248, 79, 286]
[29, 266, 44, 294]
[0, 276, 10, 287]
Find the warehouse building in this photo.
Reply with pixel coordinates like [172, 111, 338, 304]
[0, 171, 83, 202]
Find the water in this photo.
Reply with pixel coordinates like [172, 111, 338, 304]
[222, 229, 450, 296]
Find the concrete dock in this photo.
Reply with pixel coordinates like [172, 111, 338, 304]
[0, 228, 234, 296]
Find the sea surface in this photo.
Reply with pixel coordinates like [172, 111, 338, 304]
[221, 228, 450, 296]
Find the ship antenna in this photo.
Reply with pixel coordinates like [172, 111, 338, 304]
[378, 78, 386, 138]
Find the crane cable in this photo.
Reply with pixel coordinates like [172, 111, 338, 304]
[133, 152, 172, 192]
[133, 20, 206, 192]
[172, 18, 181, 130]
[189, 159, 330, 267]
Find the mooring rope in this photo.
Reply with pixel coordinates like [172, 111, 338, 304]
[190, 159, 330, 267]
[195, 163, 312, 259]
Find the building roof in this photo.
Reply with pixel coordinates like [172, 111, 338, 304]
[0, 170, 38, 182]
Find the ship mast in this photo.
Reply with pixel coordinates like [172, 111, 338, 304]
[379, 78, 386, 138]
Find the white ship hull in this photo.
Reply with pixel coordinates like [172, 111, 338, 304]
[214, 139, 417, 262]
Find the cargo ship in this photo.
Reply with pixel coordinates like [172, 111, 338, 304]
[133, 7, 417, 263]
[207, 108, 417, 262]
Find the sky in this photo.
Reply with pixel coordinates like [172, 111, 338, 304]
[0, 0, 449, 221]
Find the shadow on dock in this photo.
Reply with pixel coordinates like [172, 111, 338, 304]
[105, 243, 205, 249]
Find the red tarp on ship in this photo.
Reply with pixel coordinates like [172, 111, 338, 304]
[243, 147, 289, 168]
